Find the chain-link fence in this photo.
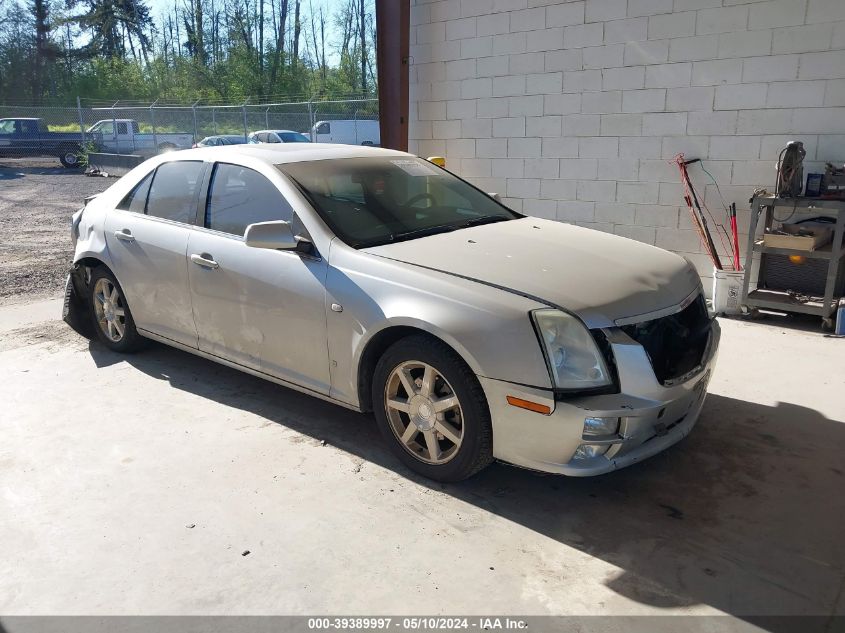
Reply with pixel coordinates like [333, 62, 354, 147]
[0, 97, 379, 157]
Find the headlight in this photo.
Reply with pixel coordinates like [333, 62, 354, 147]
[532, 309, 612, 390]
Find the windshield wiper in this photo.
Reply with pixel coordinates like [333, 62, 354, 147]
[456, 215, 511, 229]
[358, 216, 513, 248]
[387, 224, 461, 244]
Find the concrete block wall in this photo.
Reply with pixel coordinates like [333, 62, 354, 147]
[407, 0, 845, 290]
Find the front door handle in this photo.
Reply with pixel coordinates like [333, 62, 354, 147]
[190, 253, 219, 269]
[114, 229, 135, 242]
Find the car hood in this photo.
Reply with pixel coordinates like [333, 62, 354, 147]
[364, 217, 701, 328]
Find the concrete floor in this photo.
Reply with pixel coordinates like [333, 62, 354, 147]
[1, 297, 843, 621]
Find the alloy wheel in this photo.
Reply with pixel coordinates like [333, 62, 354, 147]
[93, 278, 126, 343]
[384, 360, 465, 465]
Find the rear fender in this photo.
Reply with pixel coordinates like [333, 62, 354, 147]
[72, 198, 112, 272]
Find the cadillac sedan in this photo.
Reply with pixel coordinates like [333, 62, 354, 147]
[64, 144, 719, 482]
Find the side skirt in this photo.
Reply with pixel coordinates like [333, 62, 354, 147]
[137, 328, 363, 414]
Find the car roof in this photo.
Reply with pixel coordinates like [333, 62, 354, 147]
[252, 129, 304, 135]
[161, 143, 408, 165]
[0, 117, 40, 121]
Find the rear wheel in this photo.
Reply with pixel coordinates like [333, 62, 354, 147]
[372, 335, 493, 482]
[88, 267, 146, 353]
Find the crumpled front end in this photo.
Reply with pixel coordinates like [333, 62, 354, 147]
[482, 294, 720, 476]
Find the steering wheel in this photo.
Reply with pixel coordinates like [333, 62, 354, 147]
[405, 192, 437, 208]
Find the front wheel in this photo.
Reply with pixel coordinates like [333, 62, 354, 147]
[59, 149, 80, 168]
[372, 335, 493, 482]
[88, 267, 146, 353]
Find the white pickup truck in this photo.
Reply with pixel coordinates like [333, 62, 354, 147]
[86, 119, 193, 155]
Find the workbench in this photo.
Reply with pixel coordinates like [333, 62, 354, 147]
[740, 196, 845, 328]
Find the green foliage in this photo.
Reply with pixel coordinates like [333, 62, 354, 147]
[75, 140, 99, 168]
[0, 0, 377, 106]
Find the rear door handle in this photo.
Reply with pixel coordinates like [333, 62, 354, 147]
[114, 229, 135, 242]
[190, 253, 219, 269]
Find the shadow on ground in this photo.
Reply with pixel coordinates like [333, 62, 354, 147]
[0, 164, 71, 176]
[88, 340, 845, 628]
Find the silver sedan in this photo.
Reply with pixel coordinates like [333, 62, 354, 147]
[65, 144, 719, 482]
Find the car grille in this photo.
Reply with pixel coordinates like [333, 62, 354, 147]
[620, 293, 711, 385]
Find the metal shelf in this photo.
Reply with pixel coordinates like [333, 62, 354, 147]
[741, 196, 845, 322]
[745, 289, 826, 316]
[752, 240, 844, 261]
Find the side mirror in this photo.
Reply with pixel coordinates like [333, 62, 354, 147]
[244, 220, 299, 250]
[488, 192, 502, 202]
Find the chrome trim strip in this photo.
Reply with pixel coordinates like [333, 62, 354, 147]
[613, 286, 702, 326]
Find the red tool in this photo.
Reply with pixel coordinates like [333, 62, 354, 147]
[730, 203, 741, 271]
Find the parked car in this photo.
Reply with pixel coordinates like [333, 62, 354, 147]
[193, 135, 248, 148]
[247, 129, 311, 144]
[86, 119, 194, 155]
[0, 117, 96, 167]
[64, 144, 719, 482]
[306, 119, 379, 146]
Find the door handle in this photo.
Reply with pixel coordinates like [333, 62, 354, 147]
[191, 253, 219, 269]
[114, 230, 135, 242]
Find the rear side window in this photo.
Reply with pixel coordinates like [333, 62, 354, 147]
[280, 132, 309, 143]
[205, 163, 293, 236]
[146, 161, 204, 223]
[117, 172, 154, 213]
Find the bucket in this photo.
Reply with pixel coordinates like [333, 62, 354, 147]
[711, 268, 744, 316]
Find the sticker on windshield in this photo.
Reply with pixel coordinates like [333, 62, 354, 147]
[390, 159, 437, 177]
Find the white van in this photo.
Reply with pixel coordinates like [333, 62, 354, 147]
[308, 120, 380, 146]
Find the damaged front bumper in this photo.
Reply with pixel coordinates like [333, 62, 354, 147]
[481, 319, 720, 476]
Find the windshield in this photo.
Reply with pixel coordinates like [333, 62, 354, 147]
[279, 157, 519, 248]
[0, 119, 15, 134]
[280, 132, 310, 143]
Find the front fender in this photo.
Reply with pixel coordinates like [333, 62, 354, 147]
[325, 243, 553, 407]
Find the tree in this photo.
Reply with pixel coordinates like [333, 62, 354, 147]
[268, 0, 288, 89]
[0, 0, 377, 105]
[358, 0, 364, 95]
[30, 0, 53, 102]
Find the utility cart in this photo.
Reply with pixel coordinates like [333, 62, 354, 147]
[741, 195, 845, 329]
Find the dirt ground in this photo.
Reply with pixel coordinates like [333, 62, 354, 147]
[0, 158, 113, 305]
[1, 299, 844, 622]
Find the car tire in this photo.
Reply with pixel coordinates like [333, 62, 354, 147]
[59, 149, 80, 168]
[88, 267, 146, 353]
[372, 334, 493, 482]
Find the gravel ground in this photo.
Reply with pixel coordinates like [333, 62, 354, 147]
[0, 158, 113, 305]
